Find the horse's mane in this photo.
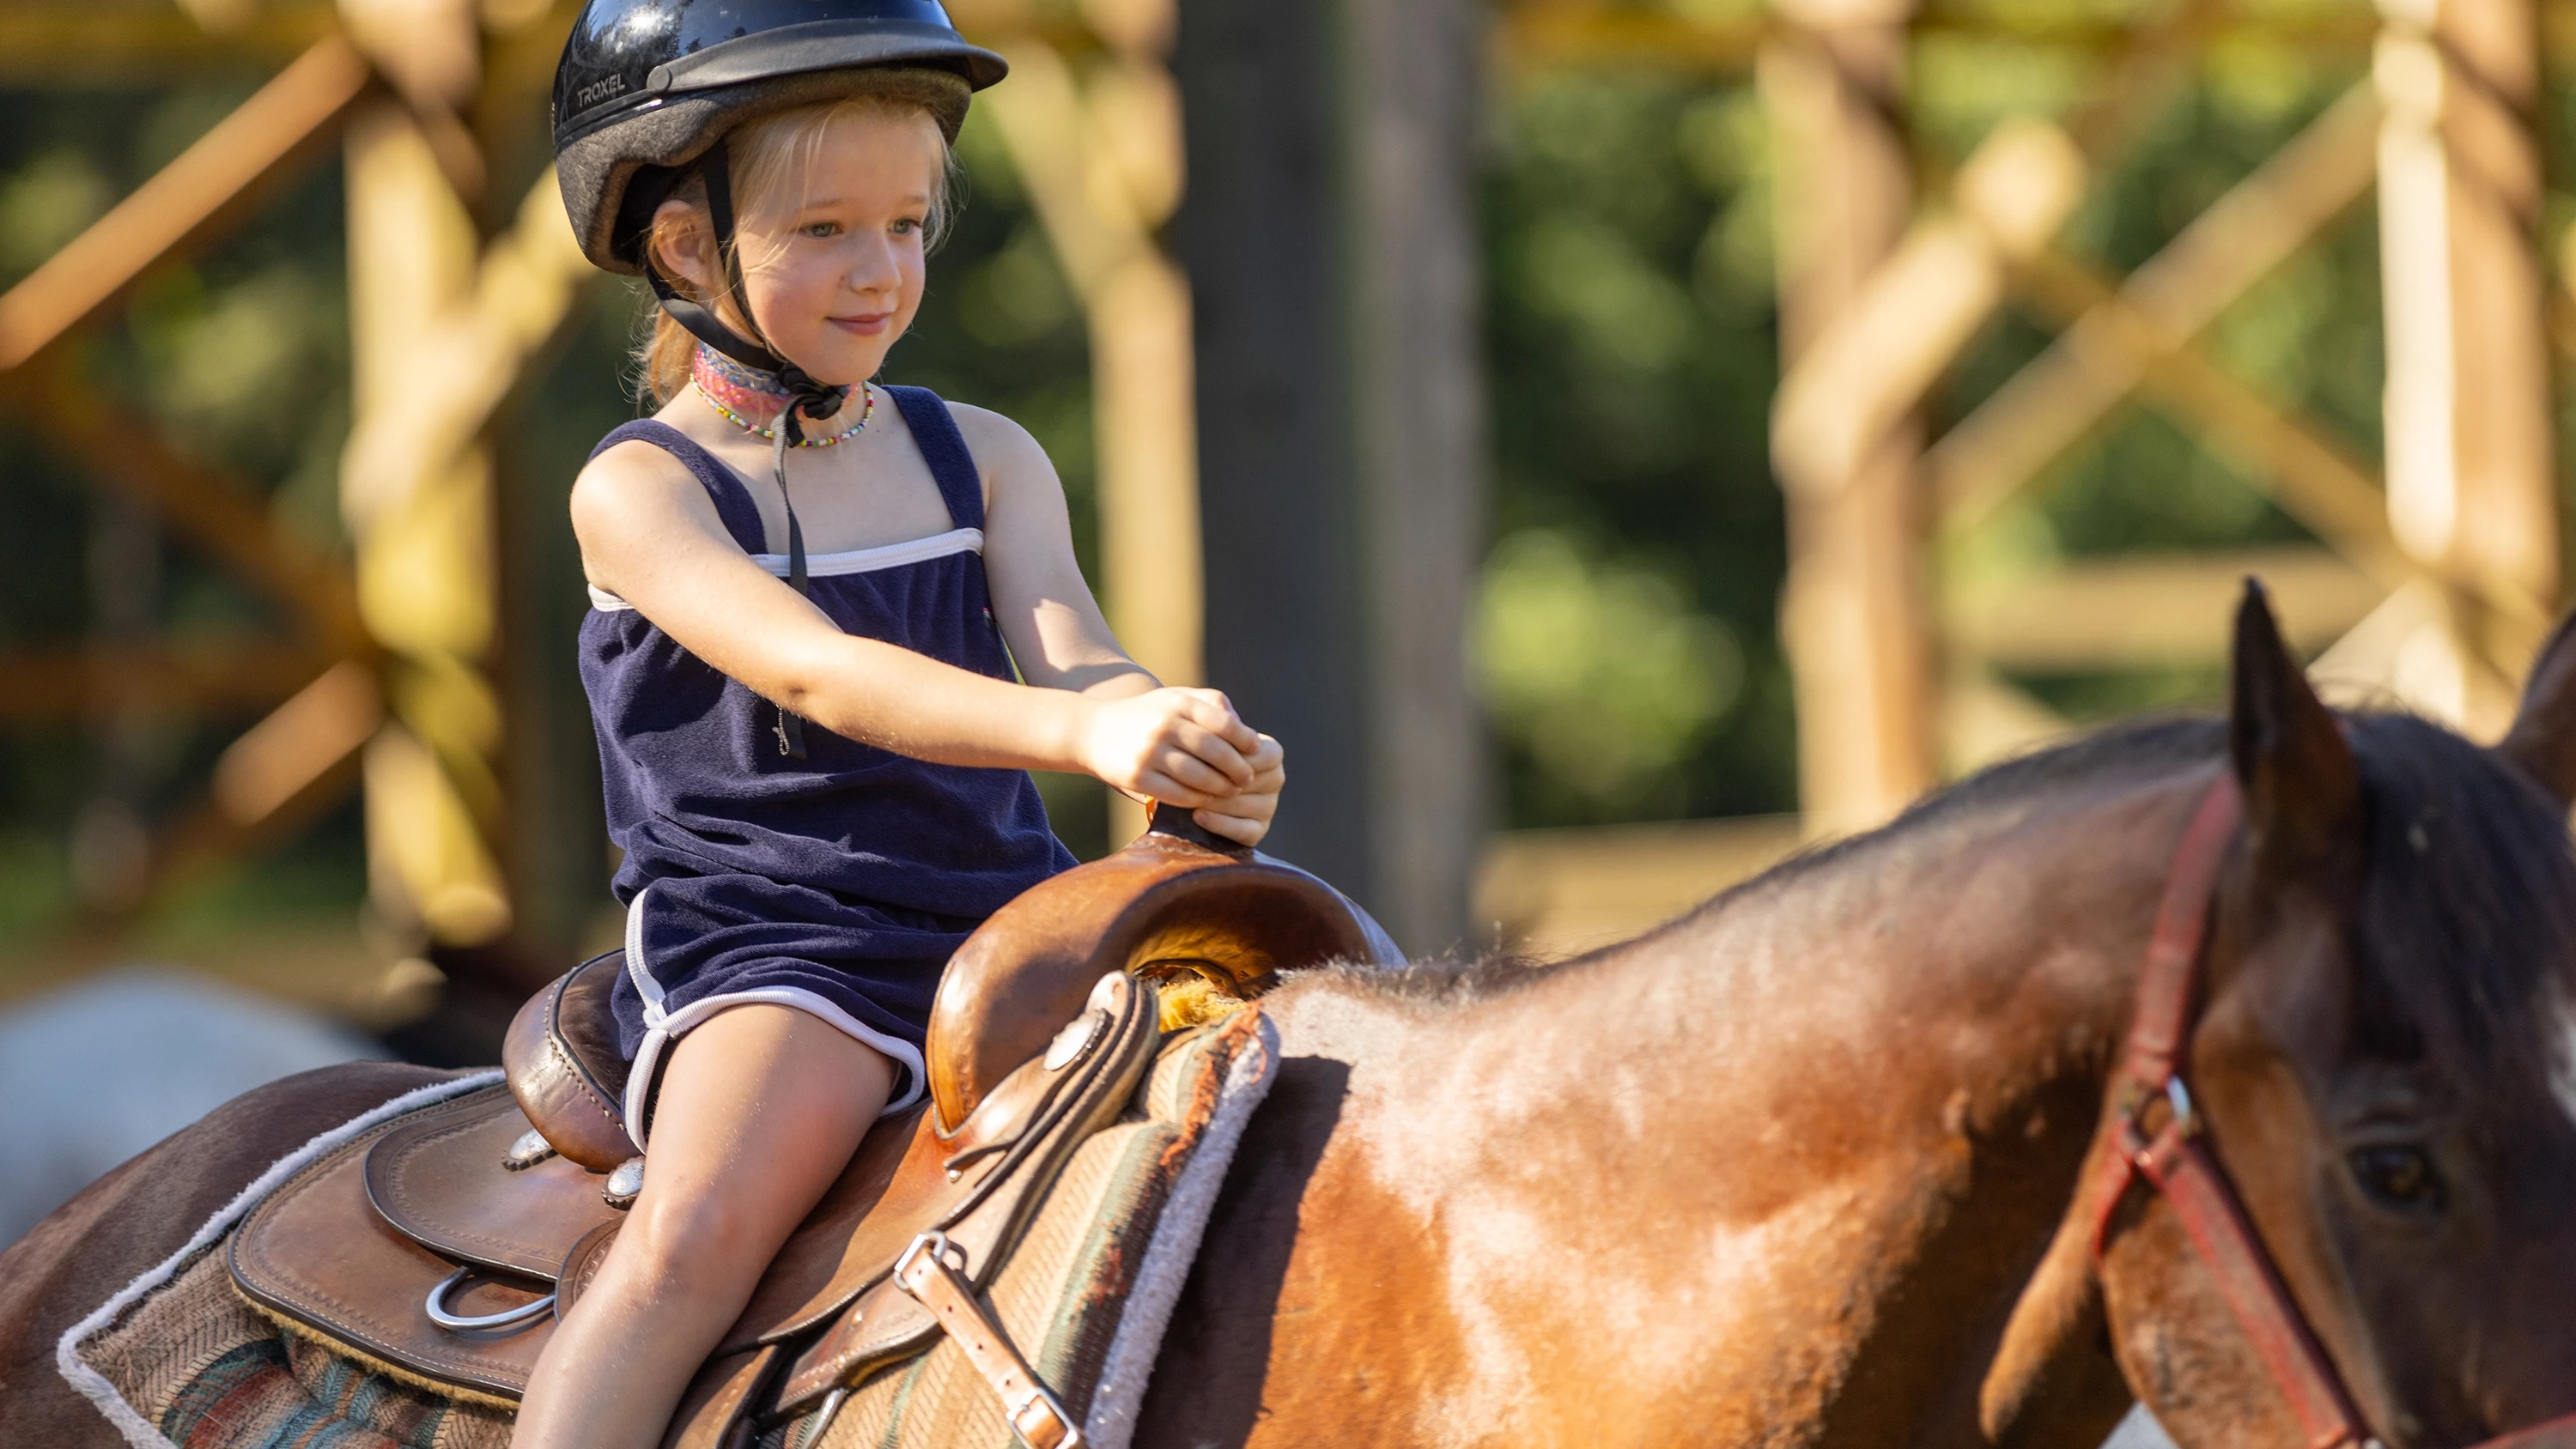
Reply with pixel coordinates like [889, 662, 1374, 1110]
[1335, 711, 2576, 1077]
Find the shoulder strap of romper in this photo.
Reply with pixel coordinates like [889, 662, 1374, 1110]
[882, 385, 985, 531]
[589, 419, 769, 555]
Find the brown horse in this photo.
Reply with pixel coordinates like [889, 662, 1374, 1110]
[12, 585, 2576, 1447]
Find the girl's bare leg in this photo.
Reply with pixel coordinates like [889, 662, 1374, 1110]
[512, 1003, 894, 1448]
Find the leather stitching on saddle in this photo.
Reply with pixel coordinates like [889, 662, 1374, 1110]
[231, 1134, 534, 1393]
[377, 1103, 585, 1262]
[545, 1029, 625, 1133]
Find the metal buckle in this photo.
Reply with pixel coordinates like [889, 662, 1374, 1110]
[895, 1230, 1084, 1448]
[1009, 1383, 1084, 1449]
[2160, 1076, 2196, 1137]
[423, 1265, 554, 1333]
[896, 1228, 964, 1282]
[2115, 1074, 2198, 1155]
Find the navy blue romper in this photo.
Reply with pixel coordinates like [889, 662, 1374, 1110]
[579, 385, 1075, 1147]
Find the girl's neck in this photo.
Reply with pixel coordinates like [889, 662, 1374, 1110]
[690, 346, 872, 444]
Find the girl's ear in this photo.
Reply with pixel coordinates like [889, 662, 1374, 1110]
[648, 197, 718, 297]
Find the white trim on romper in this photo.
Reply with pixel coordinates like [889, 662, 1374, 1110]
[56, 1070, 507, 1449]
[587, 527, 985, 613]
[619, 884, 929, 1151]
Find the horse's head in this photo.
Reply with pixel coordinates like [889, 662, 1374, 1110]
[1992, 585, 2576, 1447]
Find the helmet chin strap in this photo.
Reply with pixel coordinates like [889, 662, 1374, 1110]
[647, 136, 854, 761]
[645, 138, 852, 415]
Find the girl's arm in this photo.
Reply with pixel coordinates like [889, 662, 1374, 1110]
[961, 404, 1286, 841]
[951, 405, 1153, 700]
[572, 435, 1281, 837]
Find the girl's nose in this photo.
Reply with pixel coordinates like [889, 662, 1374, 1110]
[845, 237, 902, 295]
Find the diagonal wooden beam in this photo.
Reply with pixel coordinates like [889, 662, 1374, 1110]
[1928, 83, 2381, 531]
[0, 7, 337, 83]
[208, 660, 381, 825]
[1770, 0, 2244, 505]
[0, 641, 326, 721]
[338, 167, 590, 535]
[2000, 249, 2425, 597]
[0, 35, 368, 372]
[58, 661, 379, 931]
[5, 356, 367, 653]
[1770, 117, 2087, 498]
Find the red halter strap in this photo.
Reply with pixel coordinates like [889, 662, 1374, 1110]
[2087, 774, 2379, 1449]
[2083, 772, 2576, 1449]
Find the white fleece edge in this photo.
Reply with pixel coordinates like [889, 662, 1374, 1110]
[1081, 1013, 1281, 1449]
[54, 1069, 507, 1449]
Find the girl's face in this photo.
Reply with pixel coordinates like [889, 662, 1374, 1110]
[656, 107, 940, 387]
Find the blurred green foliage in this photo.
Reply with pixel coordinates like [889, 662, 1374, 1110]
[1483, 70, 1789, 826]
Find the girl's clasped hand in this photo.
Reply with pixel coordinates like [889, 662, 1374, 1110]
[1080, 687, 1284, 845]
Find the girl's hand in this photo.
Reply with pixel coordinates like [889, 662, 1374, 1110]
[1191, 731, 1285, 847]
[1079, 687, 1258, 805]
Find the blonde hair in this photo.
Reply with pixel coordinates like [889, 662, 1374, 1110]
[639, 75, 963, 404]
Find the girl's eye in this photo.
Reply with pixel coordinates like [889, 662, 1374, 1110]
[890, 217, 921, 236]
[803, 221, 840, 239]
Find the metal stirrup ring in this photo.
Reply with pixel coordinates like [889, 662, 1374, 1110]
[424, 1266, 556, 1333]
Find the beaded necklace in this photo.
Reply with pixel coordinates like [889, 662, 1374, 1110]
[691, 344, 873, 445]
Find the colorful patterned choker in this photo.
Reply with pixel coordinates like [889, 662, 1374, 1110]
[691, 345, 872, 446]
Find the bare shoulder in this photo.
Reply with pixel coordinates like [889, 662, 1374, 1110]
[571, 436, 704, 532]
[941, 401, 1059, 494]
[568, 435, 731, 578]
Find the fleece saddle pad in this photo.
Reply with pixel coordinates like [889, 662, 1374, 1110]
[58, 1011, 1278, 1449]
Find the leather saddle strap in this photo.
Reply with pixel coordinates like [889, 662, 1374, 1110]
[893, 1232, 1083, 1449]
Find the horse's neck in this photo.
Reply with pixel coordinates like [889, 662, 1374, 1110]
[1252, 768, 2211, 1441]
[1290, 767, 2205, 1136]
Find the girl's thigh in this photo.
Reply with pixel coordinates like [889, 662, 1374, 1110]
[633, 1003, 896, 1257]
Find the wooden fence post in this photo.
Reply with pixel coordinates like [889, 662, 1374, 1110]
[2372, 0, 2557, 733]
[1761, 1, 1937, 836]
[1344, 0, 1489, 950]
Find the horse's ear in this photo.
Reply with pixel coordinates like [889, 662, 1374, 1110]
[2495, 609, 2576, 806]
[2229, 579, 2359, 870]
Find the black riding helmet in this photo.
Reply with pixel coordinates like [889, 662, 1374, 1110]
[553, 0, 1003, 761]
[551, 0, 1004, 374]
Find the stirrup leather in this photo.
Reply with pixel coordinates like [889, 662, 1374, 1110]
[894, 1230, 1082, 1449]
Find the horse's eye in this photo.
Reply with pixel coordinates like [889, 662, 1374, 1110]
[2349, 1145, 2445, 1211]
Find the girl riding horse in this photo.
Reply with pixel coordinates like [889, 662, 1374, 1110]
[524, 3, 1281, 1440]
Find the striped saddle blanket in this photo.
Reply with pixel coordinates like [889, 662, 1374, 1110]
[61, 1005, 1277, 1449]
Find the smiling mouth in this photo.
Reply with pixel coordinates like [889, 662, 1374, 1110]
[830, 313, 894, 333]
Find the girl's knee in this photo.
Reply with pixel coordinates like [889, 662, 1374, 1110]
[617, 1180, 781, 1292]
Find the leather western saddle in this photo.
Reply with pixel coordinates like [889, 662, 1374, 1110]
[228, 819, 1392, 1446]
